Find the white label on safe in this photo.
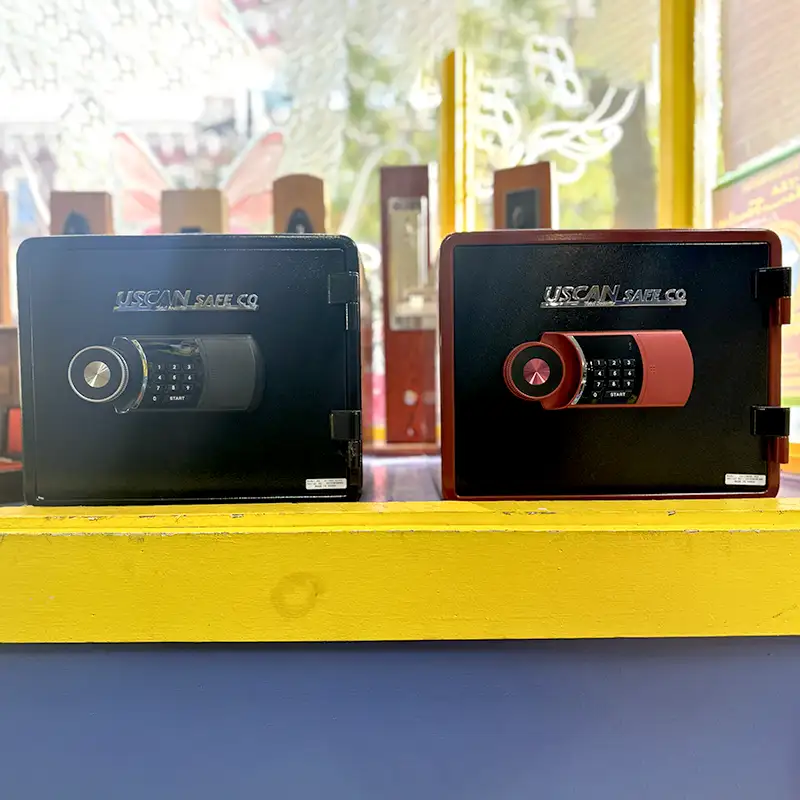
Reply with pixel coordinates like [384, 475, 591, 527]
[725, 473, 767, 487]
[305, 478, 348, 490]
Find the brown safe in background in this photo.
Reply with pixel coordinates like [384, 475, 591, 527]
[50, 192, 114, 236]
[0, 193, 11, 324]
[161, 189, 228, 233]
[273, 175, 326, 233]
[493, 162, 554, 229]
[379, 165, 437, 450]
[0, 326, 19, 408]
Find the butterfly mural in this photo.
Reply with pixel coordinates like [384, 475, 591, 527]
[112, 129, 285, 234]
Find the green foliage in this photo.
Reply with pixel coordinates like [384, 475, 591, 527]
[331, 1, 618, 242]
[329, 38, 439, 244]
[557, 155, 615, 228]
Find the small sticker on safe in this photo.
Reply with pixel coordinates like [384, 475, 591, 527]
[725, 473, 767, 487]
[306, 478, 347, 490]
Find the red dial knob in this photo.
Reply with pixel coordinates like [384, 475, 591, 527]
[523, 358, 551, 386]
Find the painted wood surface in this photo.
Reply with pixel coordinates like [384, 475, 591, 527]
[1, 498, 800, 643]
[1, 638, 798, 799]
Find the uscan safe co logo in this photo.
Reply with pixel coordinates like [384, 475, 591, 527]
[541, 283, 687, 309]
[114, 289, 259, 312]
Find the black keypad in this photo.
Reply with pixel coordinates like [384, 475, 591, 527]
[143, 353, 203, 409]
[579, 341, 642, 405]
[586, 358, 611, 404]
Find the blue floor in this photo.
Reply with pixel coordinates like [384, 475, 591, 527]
[0, 638, 798, 798]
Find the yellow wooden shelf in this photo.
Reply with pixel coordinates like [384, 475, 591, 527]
[2, 499, 800, 644]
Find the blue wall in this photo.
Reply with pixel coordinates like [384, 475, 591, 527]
[0, 638, 798, 798]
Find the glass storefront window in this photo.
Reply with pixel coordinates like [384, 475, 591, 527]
[463, 0, 659, 230]
[709, 0, 800, 462]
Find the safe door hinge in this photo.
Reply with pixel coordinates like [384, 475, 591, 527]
[753, 267, 792, 325]
[751, 405, 790, 438]
[330, 410, 361, 441]
[328, 272, 359, 305]
[751, 405, 791, 464]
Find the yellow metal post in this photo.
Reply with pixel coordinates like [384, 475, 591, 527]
[439, 49, 475, 238]
[440, 51, 456, 239]
[460, 53, 476, 233]
[658, 0, 696, 228]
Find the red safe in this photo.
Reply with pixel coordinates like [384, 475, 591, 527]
[439, 228, 790, 500]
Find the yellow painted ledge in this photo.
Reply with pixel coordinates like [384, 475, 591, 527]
[2, 499, 800, 643]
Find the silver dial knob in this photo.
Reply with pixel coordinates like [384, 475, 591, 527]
[83, 360, 111, 389]
[68, 346, 129, 403]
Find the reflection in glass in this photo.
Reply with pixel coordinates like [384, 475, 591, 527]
[387, 196, 436, 332]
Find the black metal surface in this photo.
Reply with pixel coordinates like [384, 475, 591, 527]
[17, 234, 362, 504]
[451, 240, 772, 497]
[753, 266, 791, 301]
[750, 405, 791, 437]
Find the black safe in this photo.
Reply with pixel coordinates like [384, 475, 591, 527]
[17, 234, 362, 504]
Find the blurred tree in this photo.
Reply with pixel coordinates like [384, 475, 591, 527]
[330, 0, 638, 241]
[330, 39, 436, 245]
[558, 155, 614, 228]
[588, 75, 654, 227]
[330, 0, 448, 245]
[568, 0, 657, 227]
[460, 0, 623, 230]
[459, 0, 554, 228]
